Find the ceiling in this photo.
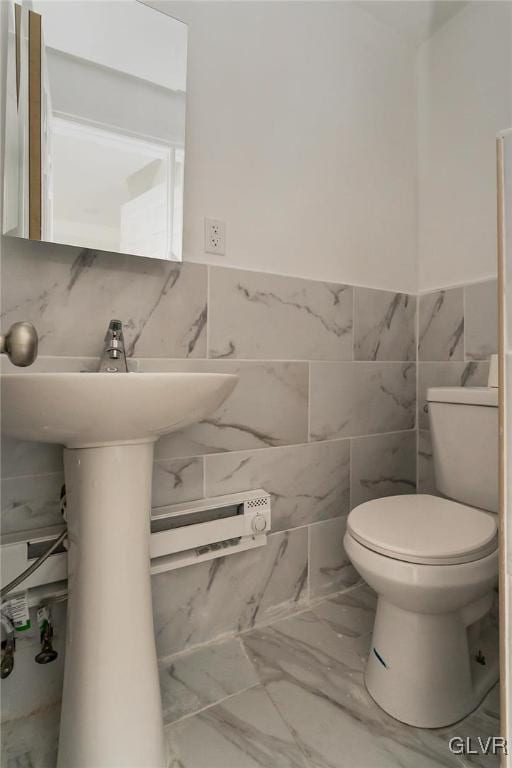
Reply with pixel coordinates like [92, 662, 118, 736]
[358, 1, 469, 46]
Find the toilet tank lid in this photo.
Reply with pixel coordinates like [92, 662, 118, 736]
[427, 386, 498, 407]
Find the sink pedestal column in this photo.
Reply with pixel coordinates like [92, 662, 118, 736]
[57, 441, 167, 768]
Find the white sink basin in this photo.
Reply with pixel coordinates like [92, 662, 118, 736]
[1, 371, 238, 447]
[0, 369, 238, 768]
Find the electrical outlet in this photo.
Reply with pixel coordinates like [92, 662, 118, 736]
[205, 218, 226, 255]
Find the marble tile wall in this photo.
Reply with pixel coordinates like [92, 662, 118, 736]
[2, 240, 499, 733]
[417, 279, 498, 493]
[1, 239, 417, 722]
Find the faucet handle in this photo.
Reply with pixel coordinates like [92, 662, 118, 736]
[106, 319, 123, 339]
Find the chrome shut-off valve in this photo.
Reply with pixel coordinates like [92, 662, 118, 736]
[0, 635, 15, 679]
[35, 607, 58, 665]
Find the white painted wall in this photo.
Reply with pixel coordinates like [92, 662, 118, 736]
[158, 1, 418, 292]
[3, 1, 511, 293]
[417, 1, 512, 292]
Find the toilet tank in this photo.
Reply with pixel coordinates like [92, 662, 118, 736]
[427, 386, 499, 512]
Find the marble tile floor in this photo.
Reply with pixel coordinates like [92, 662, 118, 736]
[1, 584, 500, 768]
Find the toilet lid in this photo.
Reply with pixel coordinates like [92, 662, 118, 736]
[347, 495, 498, 565]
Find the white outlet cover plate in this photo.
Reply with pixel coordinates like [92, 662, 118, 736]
[205, 218, 226, 255]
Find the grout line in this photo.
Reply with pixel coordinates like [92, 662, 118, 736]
[157, 600, 317, 668]
[349, 437, 353, 510]
[23, 352, 492, 368]
[351, 286, 356, 362]
[206, 265, 211, 359]
[160, 580, 368, 674]
[463, 283, 467, 362]
[307, 524, 311, 603]
[2, 469, 64, 482]
[163, 681, 261, 729]
[137, 357, 417, 365]
[187, 259, 497, 296]
[157, 429, 418, 467]
[416, 275, 498, 295]
[307, 362, 311, 441]
[416, 425, 420, 492]
[237, 633, 261, 679]
[238, 601, 314, 637]
[251, 678, 314, 765]
[256, 684, 315, 766]
[157, 632, 240, 667]
[415, 291, 420, 493]
[269, 514, 347, 537]
[308, 580, 366, 611]
[416, 359, 490, 365]
[185, 260, 419, 295]
[239, 579, 367, 641]
[4, 429, 418, 484]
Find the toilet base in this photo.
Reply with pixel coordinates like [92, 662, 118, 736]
[365, 597, 499, 728]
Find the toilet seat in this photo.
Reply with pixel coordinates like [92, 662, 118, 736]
[347, 494, 498, 566]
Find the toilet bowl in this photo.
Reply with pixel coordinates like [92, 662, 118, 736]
[344, 494, 499, 728]
[344, 384, 500, 728]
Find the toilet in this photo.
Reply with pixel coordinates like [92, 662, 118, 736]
[344, 383, 499, 728]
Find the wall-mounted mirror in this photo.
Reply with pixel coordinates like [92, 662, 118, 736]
[2, 0, 187, 261]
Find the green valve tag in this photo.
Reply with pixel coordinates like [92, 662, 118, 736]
[6, 593, 31, 632]
[37, 605, 50, 639]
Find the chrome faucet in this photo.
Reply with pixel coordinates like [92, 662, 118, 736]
[99, 320, 128, 373]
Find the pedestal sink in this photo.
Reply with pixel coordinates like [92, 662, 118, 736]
[1, 371, 238, 768]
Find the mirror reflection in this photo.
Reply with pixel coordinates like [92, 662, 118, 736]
[3, 1, 187, 261]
